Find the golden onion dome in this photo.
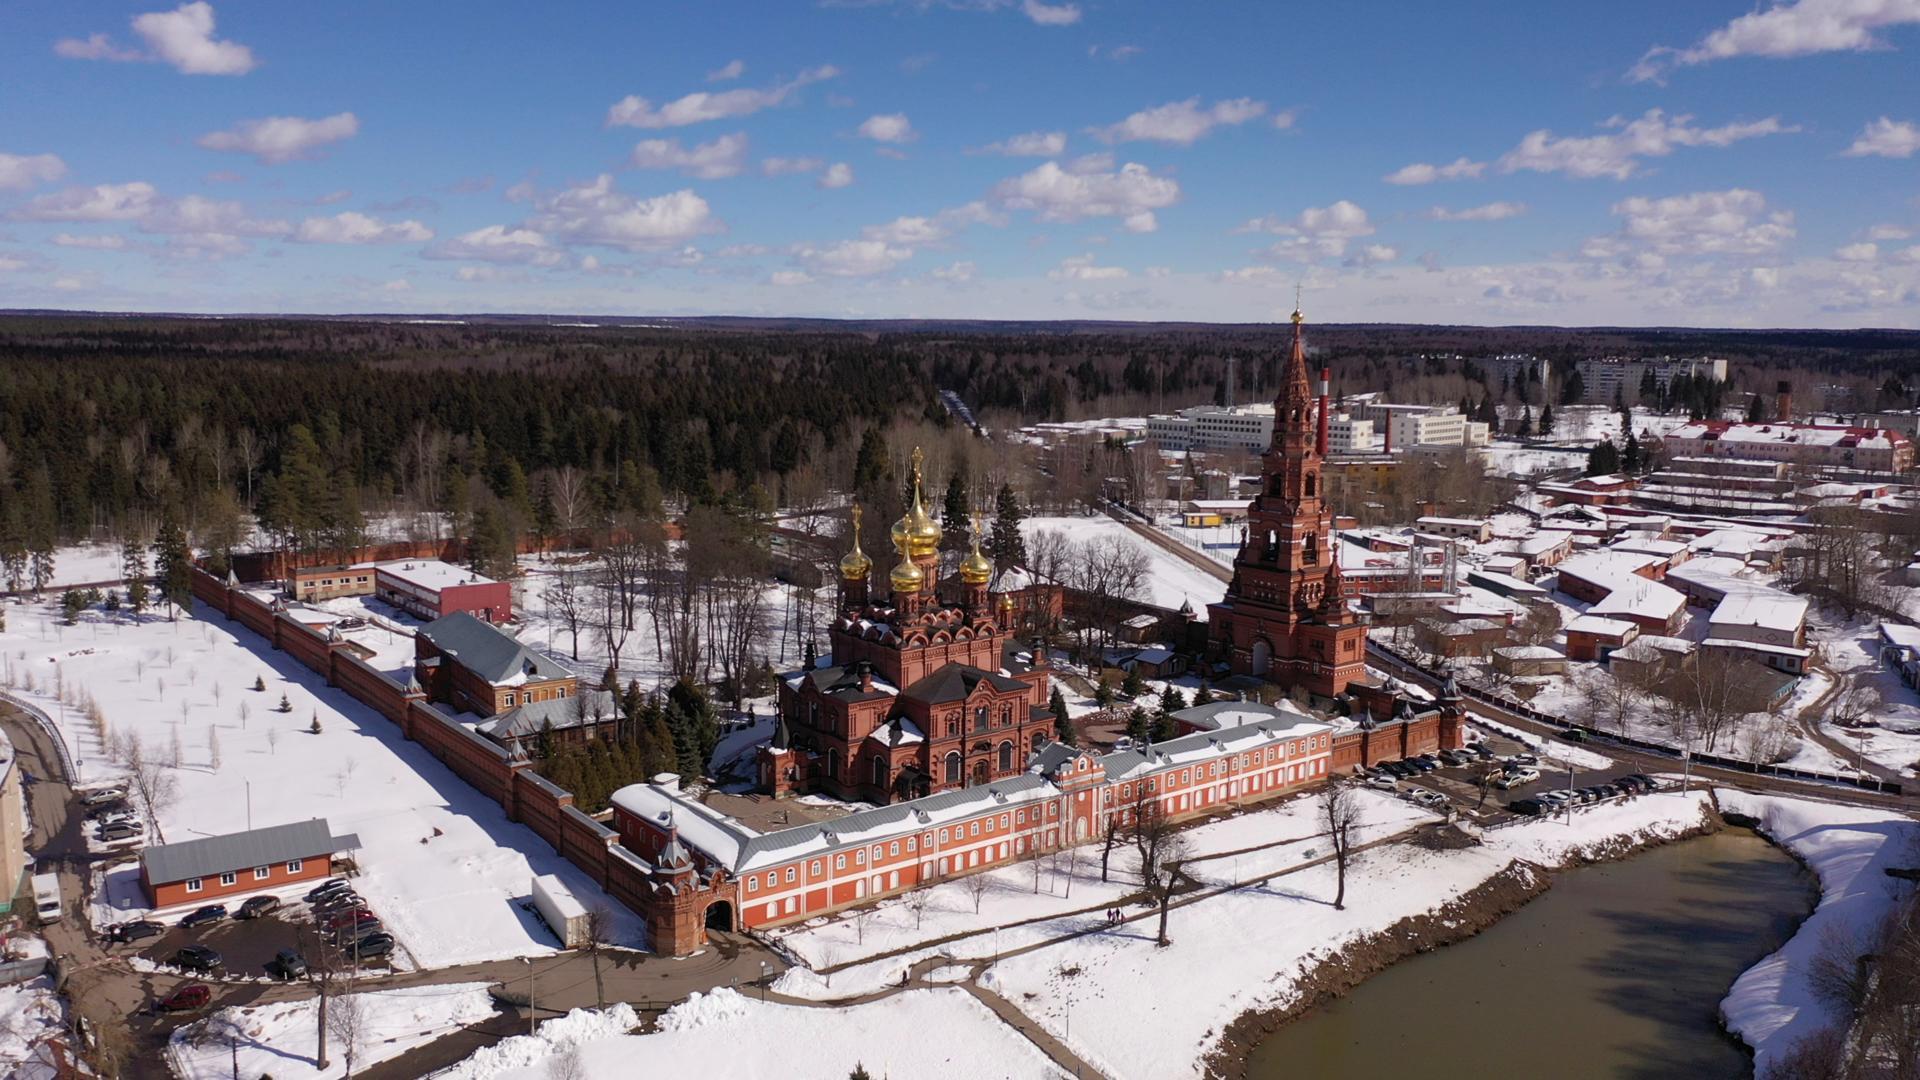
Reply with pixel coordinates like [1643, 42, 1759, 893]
[839, 505, 873, 581]
[903, 447, 942, 557]
[890, 554, 926, 593]
[959, 515, 994, 586]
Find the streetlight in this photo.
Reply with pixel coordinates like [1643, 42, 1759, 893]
[521, 957, 535, 1036]
[759, 960, 771, 1002]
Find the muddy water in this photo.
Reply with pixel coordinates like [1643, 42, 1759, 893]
[1245, 830, 1813, 1080]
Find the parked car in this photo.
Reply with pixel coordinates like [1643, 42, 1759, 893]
[304, 879, 352, 902]
[236, 895, 281, 920]
[1408, 757, 1437, 773]
[1410, 789, 1448, 809]
[1508, 753, 1540, 767]
[80, 787, 127, 808]
[349, 934, 395, 961]
[85, 800, 129, 819]
[95, 821, 143, 842]
[94, 806, 140, 825]
[155, 984, 212, 1013]
[313, 891, 362, 912]
[1561, 729, 1591, 743]
[179, 905, 228, 929]
[1508, 798, 1544, 816]
[1470, 743, 1495, 760]
[319, 907, 374, 928]
[172, 944, 224, 972]
[108, 919, 165, 944]
[1366, 775, 1399, 792]
[1494, 769, 1540, 790]
[267, 948, 308, 981]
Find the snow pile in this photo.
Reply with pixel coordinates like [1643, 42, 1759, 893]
[1718, 790, 1918, 1074]
[169, 982, 499, 1080]
[443, 989, 1069, 1079]
[1023, 515, 1225, 614]
[441, 1002, 640, 1078]
[0, 976, 66, 1070]
[982, 790, 1711, 1080]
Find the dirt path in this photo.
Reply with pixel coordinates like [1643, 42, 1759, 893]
[1102, 507, 1232, 584]
[1796, 663, 1904, 784]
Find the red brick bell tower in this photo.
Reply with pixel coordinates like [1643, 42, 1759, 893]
[1207, 304, 1370, 698]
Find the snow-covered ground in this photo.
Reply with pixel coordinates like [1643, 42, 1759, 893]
[1023, 515, 1226, 613]
[1483, 444, 1587, 480]
[1718, 790, 1919, 1074]
[443, 989, 1070, 1080]
[1814, 615, 1920, 778]
[981, 789, 1714, 1080]
[1469, 715, 1613, 771]
[0, 597, 646, 966]
[0, 974, 66, 1073]
[170, 982, 499, 1080]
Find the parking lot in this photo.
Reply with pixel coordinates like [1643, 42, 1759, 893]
[1362, 723, 1669, 825]
[122, 880, 400, 983]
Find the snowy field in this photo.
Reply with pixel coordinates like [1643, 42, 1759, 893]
[981, 789, 1714, 1080]
[444, 989, 1070, 1080]
[0, 975, 65, 1073]
[170, 982, 498, 1080]
[0, 596, 646, 966]
[1718, 790, 1919, 1074]
[1814, 615, 1920, 778]
[1023, 515, 1227, 613]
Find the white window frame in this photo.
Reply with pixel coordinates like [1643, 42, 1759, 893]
[219, 871, 237, 887]
[286, 859, 302, 874]
[185, 878, 202, 893]
[253, 866, 270, 881]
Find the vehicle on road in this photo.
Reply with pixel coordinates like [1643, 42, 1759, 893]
[172, 945, 224, 973]
[108, 919, 165, 944]
[179, 905, 228, 929]
[31, 873, 62, 923]
[268, 948, 308, 980]
[1469, 743, 1495, 760]
[155, 984, 212, 1013]
[1494, 769, 1541, 790]
[1508, 753, 1540, 767]
[236, 895, 281, 920]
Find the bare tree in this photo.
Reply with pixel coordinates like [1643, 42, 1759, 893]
[965, 870, 994, 915]
[1128, 791, 1188, 946]
[544, 567, 585, 661]
[906, 885, 932, 930]
[583, 905, 614, 1008]
[1066, 533, 1151, 659]
[327, 991, 367, 1079]
[266, 726, 280, 755]
[1321, 781, 1362, 911]
[1653, 651, 1771, 754]
[128, 739, 178, 844]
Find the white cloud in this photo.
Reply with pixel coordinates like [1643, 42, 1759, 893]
[993, 159, 1179, 231]
[793, 239, 913, 277]
[380, 279, 412, 293]
[857, 114, 917, 143]
[140, 194, 290, 239]
[1589, 189, 1796, 265]
[629, 132, 750, 179]
[1345, 244, 1399, 267]
[1383, 157, 1485, 185]
[972, 131, 1067, 157]
[1842, 117, 1920, 158]
[427, 225, 561, 265]
[1630, 0, 1920, 82]
[1091, 97, 1268, 146]
[1240, 199, 1377, 260]
[1497, 109, 1796, 180]
[761, 157, 822, 176]
[1049, 253, 1129, 280]
[1428, 201, 1528, 222]
[607, 66, 838, 128]
[295, 211, 433, 244]
[1897, 246, 1920, 264]
[50, 233, 128, 250]
[58, 2, 258, 74]
[819, 162, 855, 189]
[863, 216, 950, 246]
[1868, 224, 1914, 241]
[527, 175, 720, 252]
[706, 59, 745, 82]
[313, 189, 352, 205]
[11, 181, 162, 222]
[1271, 109, 1299, 131]
[197, 113, 360, 164]
[1021, 0, 1082, 25]
[1835, 242, 1880, 262]
[930, 261, 976, 283]
[769, 270, 815, 286]
[0, 153, 67, 191]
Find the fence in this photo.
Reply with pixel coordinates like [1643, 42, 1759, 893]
[1366, 640, 1903, 796]
[0, 690, 77, 781]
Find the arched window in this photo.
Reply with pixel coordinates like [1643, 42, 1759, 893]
[944, 751, 962, 784]
[1304, 532, 1318, 566]
[1305, 473, 1316, 497]
[1031, 730, 1048, 753]
[827, 754, 840, 779]
[999, 707, 1012, 727]
[974, 706, 990, 732]
[998, 741, 1014, 772]
[872, 756, 887, 789]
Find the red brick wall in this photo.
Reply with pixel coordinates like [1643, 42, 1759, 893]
[513, 770, 570, 851]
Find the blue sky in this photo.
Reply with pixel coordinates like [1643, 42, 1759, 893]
[2, 0, 1917, 325]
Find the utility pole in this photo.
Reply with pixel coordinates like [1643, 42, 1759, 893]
[1566, 761, 1575, 826]
[523, 956, 536, 1036]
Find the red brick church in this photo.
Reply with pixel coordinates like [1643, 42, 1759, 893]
[762, 451, 1057, 803]
[1209, 307, 1371, 698]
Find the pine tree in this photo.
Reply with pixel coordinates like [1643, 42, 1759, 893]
[1539, 402, 1555, 435]
[1560, 370, 1585, 406]
[851, 427, 892, 510]
[121, 539, 150, 617]
[1746, 393, 1767, 422]
[254, 676, 266, 692]
[1585, 439, 1620, 477]
[1193, 680, 1214, 706]
[1157, 684, 1188, 716]
[536, 718, 557, 761]
[1121, 666, 1145, 699]
[987, 484, 1027, 568]
[1094, 680, 1115, 708]
[941, 470, 970, 549]
[1517, 405, 1534, 438]
[1049, 687, 1075, 746]
[60, 589, 85, 625]
[153, 509, 193, 620]
[1621, 430, 1643, 474]
[1126, 707, 1151, 742]
[533, 474, 558, 550]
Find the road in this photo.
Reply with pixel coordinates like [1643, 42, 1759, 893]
[1101, 505, 1232, 584]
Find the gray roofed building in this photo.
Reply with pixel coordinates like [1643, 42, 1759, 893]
[901, 664, 1029, 704]
[141, 818, 359, 887]
[416, 612, 570, 686]
[476, 689, 619, 741]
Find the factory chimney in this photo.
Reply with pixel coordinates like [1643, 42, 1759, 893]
[1316, 367, 1331, 456]
[1776, 380, 1792, 423]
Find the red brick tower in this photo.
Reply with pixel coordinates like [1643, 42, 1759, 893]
[1207, 306, 1370, 697]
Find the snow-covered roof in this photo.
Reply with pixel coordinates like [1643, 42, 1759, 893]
[1590, 578, 1686, 621]
[1515, 530, 1573, 556]
[1492, 645, 1564, 660]
[1708, 591, 1807, 634]
[376, 559, 499, 592]
[1556, 550, 1664, 582]
[1668, 420, 1909, 450]
[612, 779, 761, 869]
[1700, 638, 1812, 659]
[1881, 622, 1920, 650]
[1566, 614, 1636, 637]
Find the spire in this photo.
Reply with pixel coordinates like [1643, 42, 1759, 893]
[1273, 296, 1314, 437]
[772, 711, 792, 751]
[960, 511, 994, 586]
[1318, 542, 1348, 616]
[839, 504, 873, 581]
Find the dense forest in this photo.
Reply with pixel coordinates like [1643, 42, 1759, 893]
[2, 314, 1917, 566]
